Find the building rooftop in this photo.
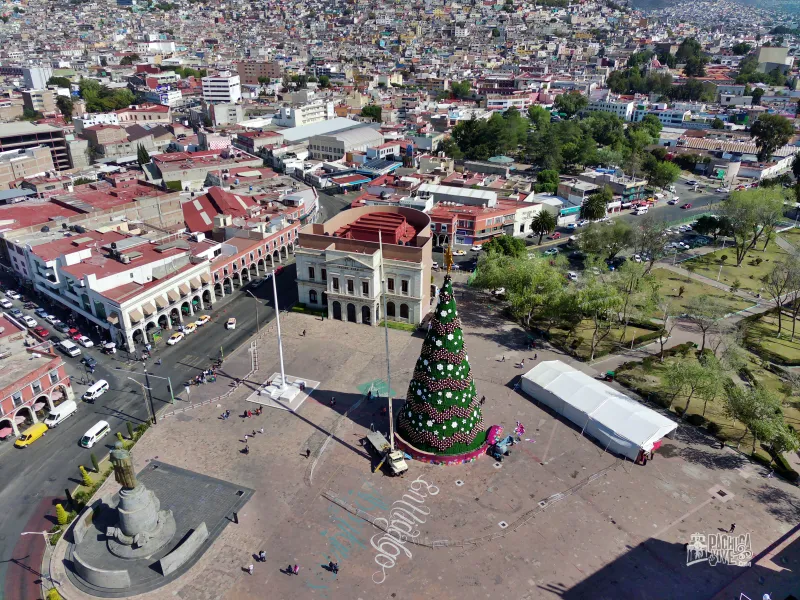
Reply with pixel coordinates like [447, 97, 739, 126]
[0, 122, 63, 136]
[279, 117, 363, 143]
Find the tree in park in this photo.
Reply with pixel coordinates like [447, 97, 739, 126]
[56, 95, 74, 122]
[784, 262, 800, 341]
[579, 219, 634, 260]
[530, 210, 556, 244]
[717, 189, 785, 266]
[578, 279, 622, 361]
[762, 260, 799, 337]
[534, 169, 559, 194]
[684, 295, 727, 352]
[633, 214, 668, 274]
[553, 90, 588, 117]
[750, 114, 794, 162]
[580, 186, 611, 221]
[136, 143, 150, 166]
[482, 234, 526, 258]
[693, 215, 726, 243]
[527, 105, 550, 130]
[613, 260, 652, 341]
[396, 276, 487, 454]
[665, 357, 711, 415]
[723, 382, 784, 452]
[655, 298, 679, 361]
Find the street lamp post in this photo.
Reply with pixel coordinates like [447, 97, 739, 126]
[246, 290, 260, 334]
[20, 531, 60, 586]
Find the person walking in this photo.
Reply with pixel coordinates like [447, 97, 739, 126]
[534, 353, 538, 360]
[306, 448, 311, 458]
[729, 523, 736, 533]
[248, 564, 254, 575]
[293, 564, 299, 575]
[259, 550, 266, 562]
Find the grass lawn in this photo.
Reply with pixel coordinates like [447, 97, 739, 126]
[647, 268, 753, 318]
[546, 319, 657, 361]
[683, 238, 790, 292]
[744, 312, 800, 364]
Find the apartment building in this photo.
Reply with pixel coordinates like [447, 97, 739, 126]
[0, 146, 54, 190]
[0, 122, 70, 171]
[116, 104, 171, 124]
[587, 95, 635, 120]
[236, 60, 283, 85]
[202, 71, 242, 104]
[22, 89, 56, 114]
[272, 101, 334, 128]
[295, 206, 432, 326]
[22, 66, 53, 90]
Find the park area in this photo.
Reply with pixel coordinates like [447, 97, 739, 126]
[646, 267, 753, 317]
[542, 318, 659, 361]
[683, 236, 792, 293]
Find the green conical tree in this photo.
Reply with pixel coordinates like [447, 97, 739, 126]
[56, 503, 69, 526]
[136, 143, 150, 166]
[397, 275, 487, 455]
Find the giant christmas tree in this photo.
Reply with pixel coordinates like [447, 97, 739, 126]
[397, 274, 487, 455]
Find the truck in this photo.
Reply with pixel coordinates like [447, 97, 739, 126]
[364, 431, 408, 476]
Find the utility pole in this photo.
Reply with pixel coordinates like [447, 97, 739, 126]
[378, 231, 394, 451]
[127, 377, 154, 424]
[143, 367, 157, 424]
[246, 290, 260, 334]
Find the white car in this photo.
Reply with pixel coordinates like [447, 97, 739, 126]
[77, 335, 94, 348]
[491, 288, 506, 297]
[226, 318, 236, 330]
[183, 323, 197, 335]
[432, 262, 440, 271]
[667, 198, 679, 205]
[567, 271, 578, 281]
[716, 187, 729, 193]
[167, 332, 184, 345]
[21, 316, 37, 327]
[45, 314, 59, 324]
[195, 315, 211, 326]
[633, 254, 642, 263]
[678, 242, 691, 250]
[577, 220, 590, 227]
[470, 245, 482, 252]
[0, 298, 11, 309]
[6, 290, 20, 300]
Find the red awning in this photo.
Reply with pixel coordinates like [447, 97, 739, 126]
[33, 402, 46, 410]
[0, 427, 12, 438]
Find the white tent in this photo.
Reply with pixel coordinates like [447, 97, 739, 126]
[520, 361, 678, 461]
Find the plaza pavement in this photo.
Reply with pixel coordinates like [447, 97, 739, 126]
[49, 272, 800, 600]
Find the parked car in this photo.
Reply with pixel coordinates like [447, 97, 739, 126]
[0, 298, 12, 309]
[77, 335, 94, 348]
[491, 288, 506, 297]
[44, 314, 58, 324]
[6, 290, 20, 300]
[431, 262, 439, 271]
[633, 254, 642, 263]
[183, 323, 197, 335]
[667, 198, 679, 205]
[54, 321, 70, 334]
[21, 316, 37, 328]
[453, 249, 467, 256]
[32, 326, 49, 338]
[566, 223, 577, 230]
[681, 203, 692, 209]
[470, 245, 482, 252]
[195, 315, 211, 326]
[34, 308, 48, 318]
[567, 271, 578, 281]
[226, 318, 237, 330]
[10, 308, 22, 318]
[167, 332, 184, 346]
[577, 220, 590, 227]
[548, 232, 562, 239]
[71, 332, 84, 342]
[543, 248, 560, 256]
[81, 356, 98, 369]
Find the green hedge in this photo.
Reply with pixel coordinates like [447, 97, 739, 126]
[767, 447, 800, 482]
[378, 320, 417, 332]
[291, 303, 326, 317]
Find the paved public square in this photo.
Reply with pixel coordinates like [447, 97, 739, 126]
[51, 272, 800, 600]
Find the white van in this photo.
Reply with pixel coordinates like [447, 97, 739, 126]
[82, 380, 109, 403]
[80, 420, 111, 448]
[58, 339, 81, 357]
[44, 399, 77, 428]
[634, 207, 649, 215]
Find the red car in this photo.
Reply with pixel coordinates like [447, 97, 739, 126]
[548, 232, 562, 240]
[274, 265, 285, 275]
[32, 326, 49, 338]
[71, 332, 84, 341]
[680, 203, 692, 209]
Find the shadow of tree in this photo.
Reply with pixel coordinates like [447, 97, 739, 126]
[677, 446, 748, 471]
[747, 485, 800, 525]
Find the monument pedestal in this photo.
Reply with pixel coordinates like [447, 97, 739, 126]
[107, 483, 176, 559]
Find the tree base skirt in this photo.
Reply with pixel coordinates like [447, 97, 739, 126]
[394, 427, 497, 466]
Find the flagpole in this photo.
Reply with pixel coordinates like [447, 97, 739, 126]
[379, 231, 394, 451]
[271, 269, 287, 388]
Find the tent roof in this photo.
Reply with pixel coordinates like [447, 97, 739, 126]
[521, 361, 677, 449]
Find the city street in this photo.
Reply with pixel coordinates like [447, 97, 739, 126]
[0, 262, 298, 597]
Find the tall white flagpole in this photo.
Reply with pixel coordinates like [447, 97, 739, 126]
[271, 269, 287, 388]
[378, 231, 394, 451]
